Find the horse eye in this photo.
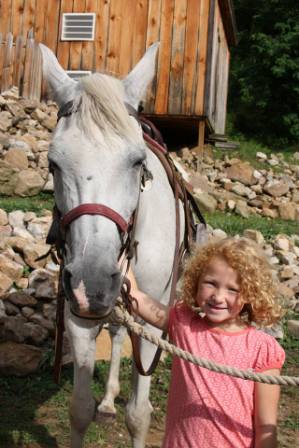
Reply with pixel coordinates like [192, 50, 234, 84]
[49, 161, 59, 173]
[133, 158, 144, 168]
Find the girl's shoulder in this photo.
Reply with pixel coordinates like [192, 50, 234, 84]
[247, 327, 286, 372]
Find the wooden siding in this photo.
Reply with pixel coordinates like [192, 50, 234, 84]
[204, 0, 230, 134]
[0, 0, 233, 134]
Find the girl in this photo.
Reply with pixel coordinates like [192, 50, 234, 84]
[127, 237, 285, 448]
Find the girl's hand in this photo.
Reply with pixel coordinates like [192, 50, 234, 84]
[125, 266, 170, 331]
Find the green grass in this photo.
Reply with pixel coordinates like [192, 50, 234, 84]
[0, 193, 54, 214]
[212, 135, 298, 171]
[206, 211, 299, 240]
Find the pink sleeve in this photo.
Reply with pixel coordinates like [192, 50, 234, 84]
[168, 305, 178, 340]
[254, 335, 285, 372]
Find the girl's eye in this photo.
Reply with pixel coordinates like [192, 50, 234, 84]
[228, 288, 239, 294]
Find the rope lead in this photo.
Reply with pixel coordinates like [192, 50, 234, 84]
[108, 304, 299, 387]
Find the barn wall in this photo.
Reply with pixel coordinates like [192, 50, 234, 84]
[0, 0, 231, 132]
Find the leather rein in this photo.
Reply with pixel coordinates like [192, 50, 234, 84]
[50, 100, 205, 382]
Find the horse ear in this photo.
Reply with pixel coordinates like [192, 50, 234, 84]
[39, 44, 77, 106]
[122, 42, 159, 110]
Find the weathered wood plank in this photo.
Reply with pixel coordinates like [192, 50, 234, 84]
[155, 0, 174, 114]
[205, 1, 219, 125]
[13, 34, 25, 88]
[81, 0, 97, 71]
[195, 0, 210, 115]
[0, 33, 3, 90]
[1, 32, 14, 92]
[95, 0, 110, 72]
[11, 0, 25, 37]
[106, 0, 123, 75]
[21, 29, 34, 97]
[143, 0, 162, 113]
[69, 0, 86, 70]
[29, 41, 42, 99]
[57, 0, 73, 70]
[118, 0, 136, 76]
[168, 0, 187, 114]
[43, 0, 60, 52]
[0, 1, 12, 36]
[34, 0, 48, 43]
[182, 0, 201, 115]
[22, 0, 35, 36]
[213, 16, 229, 134]
[132, 0, 148, 68]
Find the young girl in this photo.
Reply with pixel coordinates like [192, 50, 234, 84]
[127, 237, 285, 448]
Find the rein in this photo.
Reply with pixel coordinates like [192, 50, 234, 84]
[50, 100, 205, 382]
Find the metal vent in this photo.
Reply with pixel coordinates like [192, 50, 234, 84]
[61, 13, 96, 41]
[66, 70, 92, 80]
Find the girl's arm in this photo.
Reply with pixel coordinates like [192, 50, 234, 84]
[126, 267, 170, 331]
[254, 368, 281, 448]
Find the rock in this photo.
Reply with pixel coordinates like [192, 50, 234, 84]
[0, 254, 23, 280]
[225, 161, 257, 186]
[28, 268, 57, 299]
[14, 169, 45, 196]
[273, 235, 290, 252]
[8, 210, 25, 228]
[0, 209, 8, 226]
[256, 152, 267, 160]
[278, 202, 296, 221]
[0, 111, 12, 131]
[0, 271, 13, 293]
[278, 283, 295, 300]
[243, 229, 265, 245]
[0, 160, 19, 195]
[23, 242, 50, 269]
[6, 291, 37, 307]
[0, 341, 43, 375]
[263, 180, 290, 197]
[235, 200, 251, 218]
[193, 190, 218, 213]
[262, 323, 284, 339]
[287, 320, 299, 339]
[4, 148, 28, 170]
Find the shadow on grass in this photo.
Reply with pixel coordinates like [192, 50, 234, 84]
[0, 364, 74, 448]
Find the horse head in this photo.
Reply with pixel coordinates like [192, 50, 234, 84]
[40, 43, 159, 319]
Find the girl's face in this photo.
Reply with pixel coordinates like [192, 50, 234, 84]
[196, 256, 244, 330]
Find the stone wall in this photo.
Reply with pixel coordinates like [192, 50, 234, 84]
[0, 88, 298, 376]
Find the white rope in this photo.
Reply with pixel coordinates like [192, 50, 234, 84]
[108, 305, 299, 387]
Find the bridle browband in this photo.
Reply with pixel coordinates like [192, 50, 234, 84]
[61, 203, 128, 234]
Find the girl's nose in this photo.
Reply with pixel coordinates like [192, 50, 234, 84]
[212, 289, 226, 302]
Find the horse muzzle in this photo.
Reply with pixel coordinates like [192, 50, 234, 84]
[62, 262, 121, 318]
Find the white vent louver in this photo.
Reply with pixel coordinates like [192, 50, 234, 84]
[61, 13, 96, 41]
[66, 71, 92, 80]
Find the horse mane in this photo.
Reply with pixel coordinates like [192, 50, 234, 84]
[77, 73, 139, 142]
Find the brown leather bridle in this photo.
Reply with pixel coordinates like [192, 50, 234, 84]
[51, 99, 205, 382]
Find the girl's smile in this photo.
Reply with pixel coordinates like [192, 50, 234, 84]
[196, 256, 245, 331]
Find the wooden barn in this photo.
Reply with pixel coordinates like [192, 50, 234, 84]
[0, 0, 236, 148]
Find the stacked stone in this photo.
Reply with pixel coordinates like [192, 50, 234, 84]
[0, 87, 57, 197]
[0, 207, 298, 375]
[174, 147, 299, 221]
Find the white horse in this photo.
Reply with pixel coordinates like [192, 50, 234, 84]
[40, 43, 184, 448]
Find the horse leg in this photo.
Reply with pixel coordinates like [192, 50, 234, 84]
[96, 324, 127, 419]
[126, 332, 163, 448]
[65, 304, 101, 448]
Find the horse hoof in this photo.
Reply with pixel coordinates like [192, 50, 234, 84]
[94, 405, 117, 423]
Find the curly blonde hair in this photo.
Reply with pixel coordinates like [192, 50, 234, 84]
[181, 237, 283, 326]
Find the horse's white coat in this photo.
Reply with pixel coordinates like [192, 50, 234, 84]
[40, 42, 184, 448]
